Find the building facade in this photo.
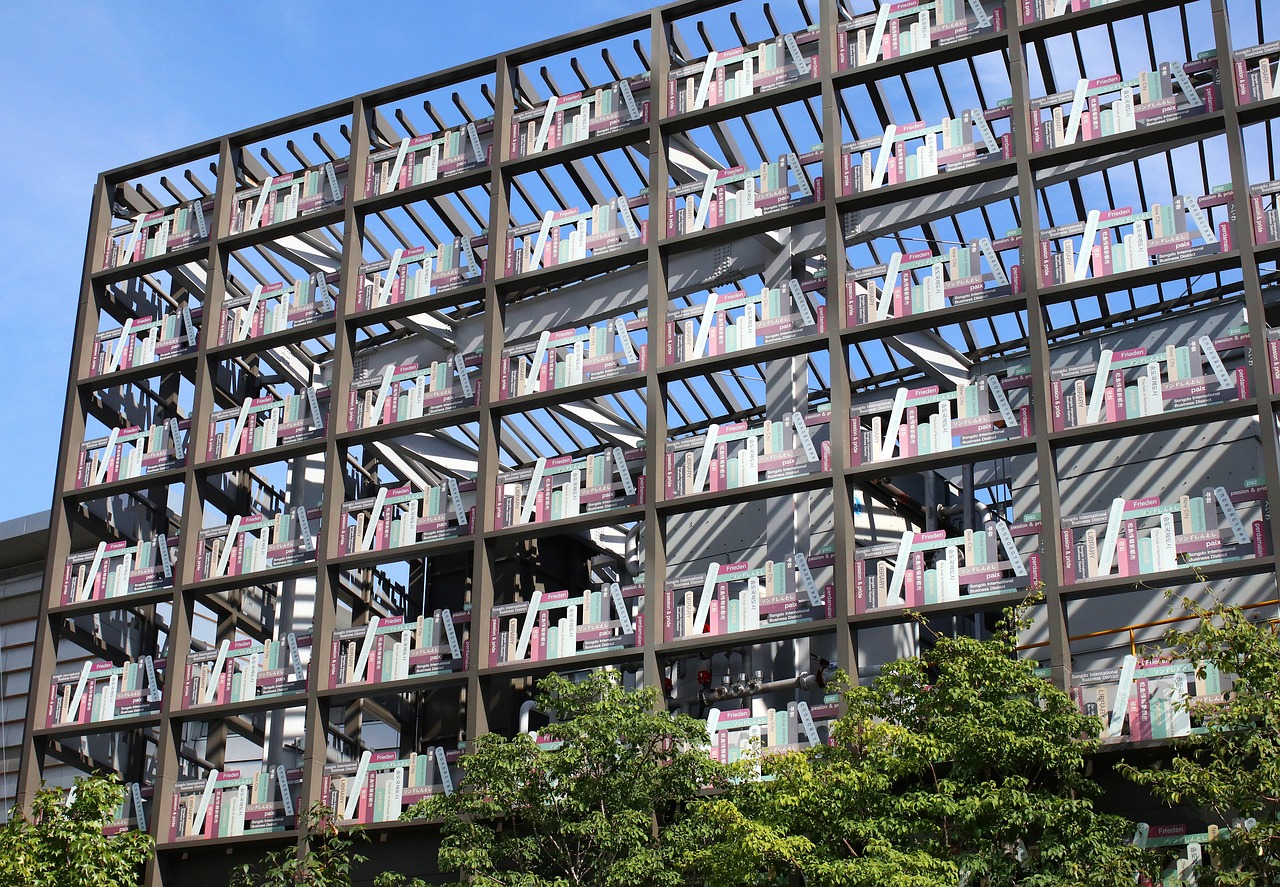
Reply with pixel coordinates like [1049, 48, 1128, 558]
[18, 0, 1280, 882]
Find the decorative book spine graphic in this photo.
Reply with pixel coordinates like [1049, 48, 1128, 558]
[105, 783, 153, 835]
[365, 117, 494, 196]
[1019, 0, 1121, 25]
[195, 508, 321, 580]
[1059, 486, 1270, 585]
[60, 534, 177, 605]
[488, 583, 645, 666]
[666, 279, 826, 364]
[181, 633, 312, 708]
[89, 306, 202, 376]
[1029, 57, 1219, 153]
[844, 235, 1022, 327]
[666, 30, 820, 117]
[217, 272, 337, 345]
[204, 387, 330, 460]
[850, 373, 1032, 465]
[1248, 179, 1280, 246]
[1038, 187, 1235, 289]
[330, 610, 471, 687]
[45, 656, 164, 727]
[505, 193, 649, 276]
[836, 0, 1002, 71]
[322, 748, 461, 824]
[1233, 42, 1280, 106]
[839, 105, 1014, 197]
[510, 75, 651, 157]
[664, 411, 832, 499]
[356, 237, 486, 310]
[663, 550, 836, 641]
[338, 479, 478, 553]
[1049, 328, 1251, 433]
[663, 150, 822, 237]
[347, 353, 482, 429]
[495, 447, 647, 529]
[77, 419, 190, 488]
[500, 316, 649, 399]
[103, 198, 213, 269]
[230, 160, 349, 233]
[169, 767, 301, 840]
[852, 519, 1040, 613]
[705, 696, 840, 762]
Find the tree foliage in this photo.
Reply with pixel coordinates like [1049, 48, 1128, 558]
[230, 803, 368, 887]
[403, 669, 722, 887]
[1119, 595, 1280, 885]
[0, 774, 154, 887]
[686, 605, 1149, 887]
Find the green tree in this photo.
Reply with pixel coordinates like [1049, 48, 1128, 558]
[686, 605, 1150, 887]
[0, 774, 154, 887]
[230, 803, 368, 887]
[1119, 596, 1280, 885]
[403, 669, 723, 887]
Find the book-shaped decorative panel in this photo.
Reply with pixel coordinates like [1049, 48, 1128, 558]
[366, 118, 494, 196]
[510, 74, 651, 157]
[330, 611, 470, 687]
[194, 508, 320, 580]
[667, 29, 819, 116]
[1038, 188, 1235, 288]
[1030, 56, 1219, 153]
[204, 387, 329, 461]
[853, 518, 1041, 613]
[1233, 42, 1280, 106]
[106, 784, 153, 836]
[1072, 654, 1228, 741]
[89, 307, 201, 377]
[665, 150, 822, 237]
[217, 273, 337, 345]
[338, 480, 477, 553]
[323, 747, 462, 825]
[1059, 485, 1271, 585]
[355, 239, 487, 310]
[1019, 0, 1129, 24]
[168, 767, 302, 841]
[103, 199, 214, 269]
[851, 372, 1032, 465]
[45, 657, 164, 727]
[61, 535, 178, 606]
[505, 194, 649, 277]
[77, 419, 190, 488]
[229, 160, 348, 234]
[1050, 328, 1251, 433]
[706, 696, 838, 761]
[500, 316, 647, 399]
[667, 278, 826, 364]
[180, 633, 312, 709]
[844, 235, 1022, 327]
[837, 0, 1005, 70]
[494, 448, 646, 529]
[1269, 329, 1280, 394]
[663, 549, 835, 642]
[1248, 179, 1280, 247]
[348, 355, 481, 429]
[665, 411, 831, 499]
[488, 582, 644, 666]
[840, 104, 1013, 196]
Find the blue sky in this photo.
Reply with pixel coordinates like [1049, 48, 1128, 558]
[0, 0, 656, 522]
